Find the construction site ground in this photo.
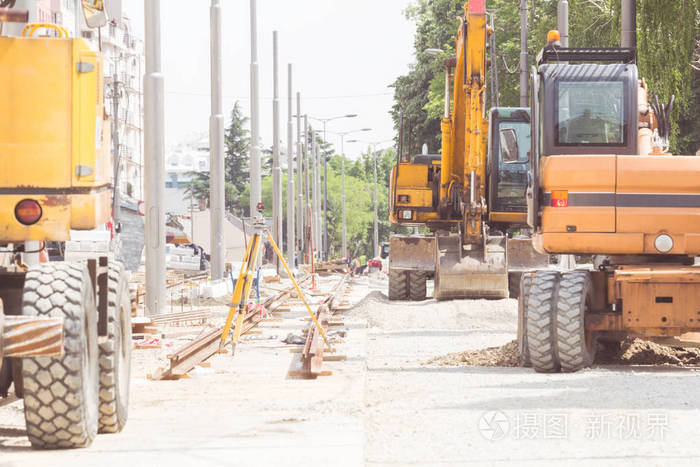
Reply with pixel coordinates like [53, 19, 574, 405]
[2, 274, 700, 466]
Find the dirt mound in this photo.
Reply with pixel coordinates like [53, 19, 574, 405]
[425, 340, 520, 367]
[424, 337, 700, 368]
[348, 290, 391, 318]
[597, 337, 700, 366]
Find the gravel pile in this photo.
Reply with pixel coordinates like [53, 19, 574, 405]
[598, 337, 700, 366]
[424, 337, 700, 368]
[424, 340, 520, 367]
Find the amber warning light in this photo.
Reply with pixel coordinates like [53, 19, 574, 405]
[546, 30, 562, 48]
[15, 199, 42, 225]
[551, 190, 569, 208]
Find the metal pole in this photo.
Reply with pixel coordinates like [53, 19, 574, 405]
[488, 12, 499, 108]
[144, 0, 166, 316]
[373, 147, 379, 258]
[557, 0, 569, 48]
[74, 0, 81, 36]
[296, 93, 303, 259]
[209, 0, 225, 279]
[111, 74, 122, 226]
[249, 0, 262, 220]
[621, 0, 636, 49]
[341, 134, 346, 259]
[304, 115, 310, 258]
[190, 179, 194, 241]
[519, 0, 528, 107]
[312, 139, 319, 260]
[286, 64, 295, 270]
[322, 121, 328, 260]
[272, 31, 282, 275]
[443, 67, 450, 119]
[315, 140, 322, 260]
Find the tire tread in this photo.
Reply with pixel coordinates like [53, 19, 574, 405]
[21, 263, 97, 449]
[525, 270, 560, 373]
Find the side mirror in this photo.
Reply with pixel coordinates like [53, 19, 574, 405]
[81, 0, 109, 29]
[499, 128, 519, 163]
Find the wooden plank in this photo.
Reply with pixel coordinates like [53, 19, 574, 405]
[322, 355, 347, 362]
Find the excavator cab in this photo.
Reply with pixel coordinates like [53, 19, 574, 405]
[487, 107, 530, 225]
[527, 48, 639, 231]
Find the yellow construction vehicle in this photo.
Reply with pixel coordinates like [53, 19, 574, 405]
[0, 2, 131, 449]
[519, 27, 700, 372]
[388, 0, 547, 301]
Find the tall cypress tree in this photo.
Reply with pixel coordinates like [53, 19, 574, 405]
[225, 102, 250, 193]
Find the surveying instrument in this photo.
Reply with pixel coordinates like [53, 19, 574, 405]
[219, 203, 330, 354]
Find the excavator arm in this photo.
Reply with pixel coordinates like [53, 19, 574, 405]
[440, 0, 489, 245]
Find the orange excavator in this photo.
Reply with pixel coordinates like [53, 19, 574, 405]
[519, 24, 700, 372]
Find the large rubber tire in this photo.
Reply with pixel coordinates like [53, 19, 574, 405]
[98, 262, 132, 433]
[388, 269, 408, 301]
[556, 270, 596, 372]
[525, 270, 561, 373]
[21, 263, 98, 449]
[408, 271, 427, 301]
[517, 273, 532, 367]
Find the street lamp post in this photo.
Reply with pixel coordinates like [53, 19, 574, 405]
[209, 0, 225, 280]
[304, 115, 310, 260]
[332, 128, 371, 259]
[312, 129, 324, 259]
[286, 64, 294, 270]
[307, 114, 357, 260]
[271, 31, 282, 274]
[295, 93, 303, 259]
[144, 0, 166, 315]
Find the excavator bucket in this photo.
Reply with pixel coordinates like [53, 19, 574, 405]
[434, 234, 509, 300]
[389, 235, 435, 272]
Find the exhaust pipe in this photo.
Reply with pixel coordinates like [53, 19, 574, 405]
[621, 0, 636, 49]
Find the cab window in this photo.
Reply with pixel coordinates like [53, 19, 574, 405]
[556, 81, 625, 145]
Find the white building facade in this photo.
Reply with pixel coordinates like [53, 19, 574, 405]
[166, 134, 211, 214]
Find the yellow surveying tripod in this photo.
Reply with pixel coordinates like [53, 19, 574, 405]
[219, 210, 330, 354]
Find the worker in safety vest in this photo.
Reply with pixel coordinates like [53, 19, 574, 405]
[356, 254, 368, 275]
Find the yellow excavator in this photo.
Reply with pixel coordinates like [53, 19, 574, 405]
[0, 1, 132, 449]
[388, 0, 546, 301]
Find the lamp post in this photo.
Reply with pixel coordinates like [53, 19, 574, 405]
[329, 128, 371, 259]
[209, 0, 225, 280]
[311, 129, 324, 258]
[307, 114, 357, 260]
[347, 139, 392, 258]
[144, 0, 166, 315]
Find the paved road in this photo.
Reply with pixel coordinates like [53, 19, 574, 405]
[2, 276, 700, 466]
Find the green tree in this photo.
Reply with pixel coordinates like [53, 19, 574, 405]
[182, 101, 252, 216]
[394, 0, 700, 153]
[225, 102, 250, 193]
[183, 171, 211, 207]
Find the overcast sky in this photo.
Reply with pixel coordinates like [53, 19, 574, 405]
[122, 0, 416, 159]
